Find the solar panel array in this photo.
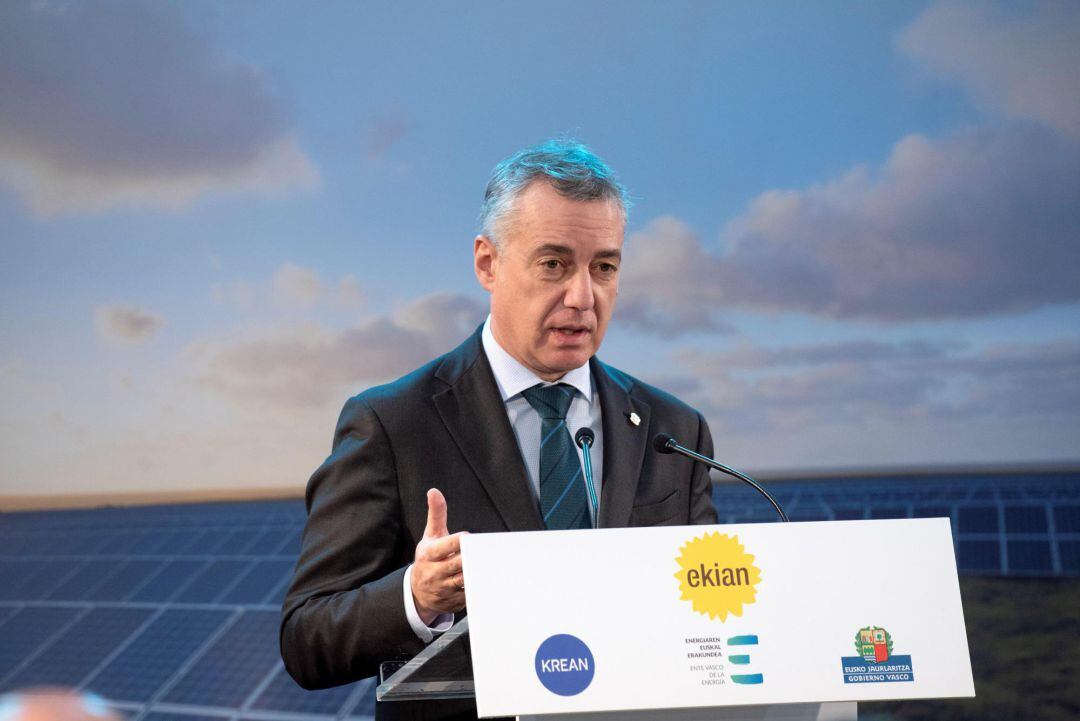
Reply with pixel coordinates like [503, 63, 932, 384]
[0, 501, 375, 721]
[0, 470, 1077, 719]
[714, 471, 1080, 576]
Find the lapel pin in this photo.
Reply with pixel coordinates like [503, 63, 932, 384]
[628, 412, 641, 427]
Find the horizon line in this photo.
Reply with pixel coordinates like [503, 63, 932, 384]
[2, 460, 1078, 512]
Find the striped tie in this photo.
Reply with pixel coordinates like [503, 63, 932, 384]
[521, 383, 590, 530]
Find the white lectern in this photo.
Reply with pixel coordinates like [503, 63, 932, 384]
[379, 518, 974, 720]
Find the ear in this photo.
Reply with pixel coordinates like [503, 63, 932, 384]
[473, 235, 498, 292]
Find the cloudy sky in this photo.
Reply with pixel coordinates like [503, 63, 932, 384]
[2, 0, 1078, 498]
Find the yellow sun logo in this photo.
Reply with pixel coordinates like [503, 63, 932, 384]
[674, 532, 762, 621]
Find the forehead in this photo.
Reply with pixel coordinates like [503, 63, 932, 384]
[504, 181, 624, 251]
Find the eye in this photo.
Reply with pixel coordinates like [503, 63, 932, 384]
[595, 262, 618, 274]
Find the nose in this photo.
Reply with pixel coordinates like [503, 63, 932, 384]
[564, 266, 595, 311]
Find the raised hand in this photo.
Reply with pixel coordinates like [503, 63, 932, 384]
[410, 488, 468, 624]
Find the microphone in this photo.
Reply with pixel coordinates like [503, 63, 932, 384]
[574, 427, 600, 527]
[653, 433, 788, 522]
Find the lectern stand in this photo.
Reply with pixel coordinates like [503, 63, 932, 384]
[376, 617, 475, 702]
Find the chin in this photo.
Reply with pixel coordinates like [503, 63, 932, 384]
[543, 349, 592, 373]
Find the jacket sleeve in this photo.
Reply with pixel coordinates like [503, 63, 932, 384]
[690, 412, 720, 525]
[280, 396, 424, 689]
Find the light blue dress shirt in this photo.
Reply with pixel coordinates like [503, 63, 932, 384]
[404, 316, 605, 641]
[480, 316, 604, 518]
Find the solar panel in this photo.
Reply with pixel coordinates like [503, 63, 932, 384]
[4, 560, 81, 601]
[46, 559, 127, 601]
[870, 506, 909, 519]
[788, 510, 828, 522]
[173, 560, 253, 603]
[248, 665, 357, 715]
[124, 530, 175, 557]
[44, 531, 107, 556]
[245, 527, 290, 555]
[2, 472, 1077, 721]
[162, 610, 280, 708]
[0, 605, 81, 678]
[2, 606, 152, 691]
[0, 560, 39, 600]
[143, 713, 228, 721]
[1004, 506, 1049, 533]
[129, 560, 210, 603]
[1007, 540, 1052, 573]
[219, 559, 295, 605]
[153, 529, 202, 554]
[0, 534, 32, 555]
[958, 506, 999, 534]
[213, 528, 262, 555]
[86, 608, 231, 703]
[957, 540, 1002, 573]
[182, 530, 234, 555]
[96, 531, 145, 555]
[89, 559, 163, 602]
[274, 530, 303, 557]
[911, 506, 952, 519]
[348, 680, 378, 718]
[1059, 541, 1080, 573]
[1054, 505, 1080, 533]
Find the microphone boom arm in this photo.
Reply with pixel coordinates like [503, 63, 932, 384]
[655, 435, 789, 522]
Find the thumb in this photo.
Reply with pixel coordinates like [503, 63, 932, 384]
[424, 488, 449, 538]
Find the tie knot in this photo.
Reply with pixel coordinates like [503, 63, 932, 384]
[521, 383, 575, 420]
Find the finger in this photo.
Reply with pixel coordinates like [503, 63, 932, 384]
[424, 488, 448, 539]
[435, 571, 466, 596]
[443, 555, 463, 576]
[419, 531, 467, 561]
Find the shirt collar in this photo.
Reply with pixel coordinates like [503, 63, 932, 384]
[482, 315, 593, 404]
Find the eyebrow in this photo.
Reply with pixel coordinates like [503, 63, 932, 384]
[530, 244, 622, 261]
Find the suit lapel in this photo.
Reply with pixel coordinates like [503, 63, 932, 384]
[433, 330, 544, 531]
[592, 358, 651, 528]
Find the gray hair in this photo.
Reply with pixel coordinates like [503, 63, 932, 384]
[479, 139, 630, 247]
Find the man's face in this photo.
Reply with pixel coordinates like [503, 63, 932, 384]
[474, 181, 624, 381]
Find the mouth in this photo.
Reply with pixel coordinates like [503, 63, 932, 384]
[548, 325, 592, 342]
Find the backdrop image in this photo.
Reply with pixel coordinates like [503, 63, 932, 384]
[2, 1, 1078, 720]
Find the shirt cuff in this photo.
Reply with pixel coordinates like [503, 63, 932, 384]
[403, 563, 454, 643]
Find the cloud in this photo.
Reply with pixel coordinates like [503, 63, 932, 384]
[272, 263, 325, 310]
[337, 274, 365, 309]
[211, 279, 257, 309]
[94, 305, 165, 343]
[613, 2, 1080, 333]
[674, 337, 1080, 434]
[0, 1, 318, 215]
[898, 1, 1080, 139]
[699, 338, 964, 369]
[718, 125, 1080, 321]
[190, 292, 487, 412]
[616, 217, 735, 336]
[618, 125, 1080, 329]
[364, 117, 408, 160]
[214, 264, 364, 312]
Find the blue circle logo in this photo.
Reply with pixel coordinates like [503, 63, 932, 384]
[534, 634, 595, 696]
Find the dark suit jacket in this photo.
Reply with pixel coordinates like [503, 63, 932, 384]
[280, 327, 717, 714]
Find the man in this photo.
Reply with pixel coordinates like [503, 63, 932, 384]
[280, 140, 718, 718]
